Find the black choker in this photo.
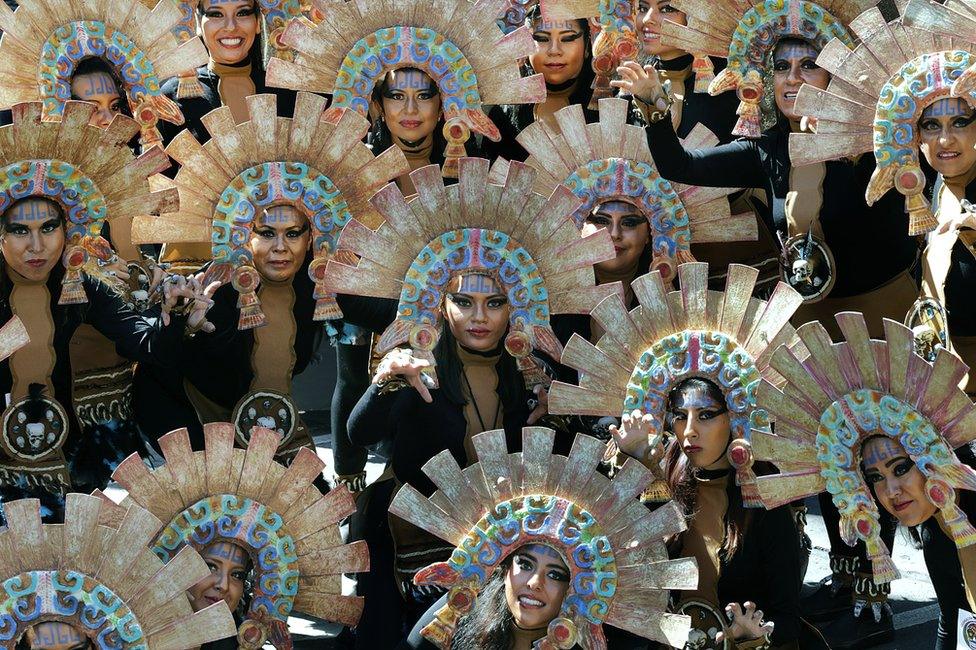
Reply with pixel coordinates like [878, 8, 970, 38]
[545, 77, 577, 93]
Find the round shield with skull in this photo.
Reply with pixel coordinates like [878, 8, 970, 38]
[678, 599, 729, 650]
[232, 390, 297, 448]
[1, 395, 69, 462]
[780, 232, 836, 303]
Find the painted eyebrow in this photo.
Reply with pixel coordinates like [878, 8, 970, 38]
[884, 455, 910, 468]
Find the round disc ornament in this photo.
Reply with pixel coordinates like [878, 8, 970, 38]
[780, 231, 836, 303]
[678, 599, 729, 650]
[904, 297, 949, 363]
[232, 390, 298, 447]
[1, 395, 69, 462]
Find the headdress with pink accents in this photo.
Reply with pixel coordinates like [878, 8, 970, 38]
[659, 0, 876, 137]
[549, 262, 803, 507]
[323, 157, 620, 387]
[751, 313, 976, 583]
[388, 426, 696, 649]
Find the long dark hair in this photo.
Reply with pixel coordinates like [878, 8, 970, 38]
[664, 377, 753, 559]
[524, 11, 596, 109]
[451, 559, 515, 649]
[433, 320, 524, 411]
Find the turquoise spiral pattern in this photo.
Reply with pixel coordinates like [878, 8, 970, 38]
[212, 161, 351, 268]
[0, 570, 144, 648]
[38, 21, 163, 118]
[624, 330, 764, 440]
[0, 160, 105, 243]
[448, 495, 617, 626]
[332, 26, 481, 121]
[153, 494, 299, 625]
[562, 158, 691, 262]
[726, 0, 853, 82]
[397, 227, 549, 331]
[873, 51, 974, 174]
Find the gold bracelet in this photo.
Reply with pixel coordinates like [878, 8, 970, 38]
[635, 92, 674, 124]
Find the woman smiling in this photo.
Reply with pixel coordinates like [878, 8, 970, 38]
[394, 427, 694, 649]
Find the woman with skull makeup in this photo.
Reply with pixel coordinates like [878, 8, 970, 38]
[550, 262, 806, 649]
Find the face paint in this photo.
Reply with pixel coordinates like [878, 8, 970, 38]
[773, 40, 829, 122]
[861, 435, 937, 527]
[582, 200, 649, 278]
[10, 200, 60, 224]
[923, 98, 974, 119]
[521, 543, 565, 563]
[504, 544, 571, 632]
[529, 18, 586, 86]
[187, 541, 250, 614]
[861, 435, 901, 468]
[250, 204, 310, 282]
[386, 69, 438, 92]
[534, 19, 580, 32]
[205, 541, 250, 564]
[444, 272, 510, 352]
[456, 272, 501, 295]
[380, 68, 441, 149]
[669, 381, 733, 470]
[919, 97, 976, 178]
[29, 621, 89, 650]
[1, 198, 65, 282]
[672, 386, 727, 413]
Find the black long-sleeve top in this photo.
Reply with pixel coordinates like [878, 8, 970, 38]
[347, 369, 535, 497]
[0, 268, 185, 507]
[921, 488, 976, 649]
[655, 55, 739, 144]
[132, 259, 324, 445]
[936, 177, 976, 336]
[481, 100, 600, 164]
[671, 479, 801, 648]
[715, 503, 802, 646]
[644, 116, 919, 298]
[157, 65, 298, 148]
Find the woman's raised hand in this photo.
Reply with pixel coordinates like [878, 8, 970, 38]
[609, 409, 656, 461]
[717, 601, 774, 644]
[611, 61, 668, 108]
[374, 349, 433, 403]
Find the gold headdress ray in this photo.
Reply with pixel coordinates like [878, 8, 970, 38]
[549, 262, 803, 506]
[490, 98, 758, 283]
[751, 313, 976, 583]
[131, 92, 409, 328]
[0, 494, 237, 648]
[789, 2, 976, 234]
[111, 423, 368, 649]
[0, 0, 208, 147]
[389, 426, 696, 649]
